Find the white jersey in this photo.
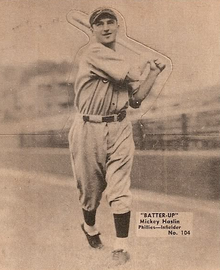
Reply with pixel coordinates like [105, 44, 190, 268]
[74, 42, 139, 115]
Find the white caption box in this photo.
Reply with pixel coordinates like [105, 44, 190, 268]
[136, 212, 193, 237]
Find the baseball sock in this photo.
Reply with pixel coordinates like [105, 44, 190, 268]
[113, 211, 131, 251]
[82, 209, 98, 236]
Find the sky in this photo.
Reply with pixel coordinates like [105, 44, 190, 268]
[1, 0, 220, 99]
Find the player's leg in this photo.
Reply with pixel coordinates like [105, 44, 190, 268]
[68, 117, 107, 248]
[81, 209, 103, 249]
[105, 118, 135, 265]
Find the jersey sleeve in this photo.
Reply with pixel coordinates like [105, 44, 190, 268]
[86, 43, 130, 82]
[126, 66, 142, 109]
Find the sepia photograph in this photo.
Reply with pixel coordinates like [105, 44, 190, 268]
[0, 0, 220, 270]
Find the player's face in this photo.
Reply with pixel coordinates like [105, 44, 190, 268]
[92, 18, 119, 45]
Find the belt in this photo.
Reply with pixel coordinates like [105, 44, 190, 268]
[82, 110, 126, 123]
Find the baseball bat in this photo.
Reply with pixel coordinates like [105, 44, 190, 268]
[66, 10, 172, 67]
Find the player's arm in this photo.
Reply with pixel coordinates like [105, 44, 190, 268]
[87, 44, 130, 82]
[129, 59, 166, 108]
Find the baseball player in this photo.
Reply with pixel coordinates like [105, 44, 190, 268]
[68, 7, 166, 267]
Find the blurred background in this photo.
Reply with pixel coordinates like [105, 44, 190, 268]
[0, 0, 220, 200]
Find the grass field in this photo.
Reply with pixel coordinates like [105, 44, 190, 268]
[0, 168, 219, 270]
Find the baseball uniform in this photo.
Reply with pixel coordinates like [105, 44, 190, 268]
[68, 42, 140, 214]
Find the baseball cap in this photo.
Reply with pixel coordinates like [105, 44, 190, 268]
[89, 8, 118, 26]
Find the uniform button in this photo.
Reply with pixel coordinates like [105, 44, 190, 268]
[112, 103, 115, 105]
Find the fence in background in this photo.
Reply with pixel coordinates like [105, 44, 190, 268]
[19, 109, 220, 151]
[132, 110, 220, 151]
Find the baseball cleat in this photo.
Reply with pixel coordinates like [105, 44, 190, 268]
[81, 223, 103, 249]
[111, 249, 130, 266]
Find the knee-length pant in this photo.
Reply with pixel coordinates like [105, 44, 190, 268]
[68, 114, 135, 214]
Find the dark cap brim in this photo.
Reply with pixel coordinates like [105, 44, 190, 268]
[89, 8, 117, 26]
